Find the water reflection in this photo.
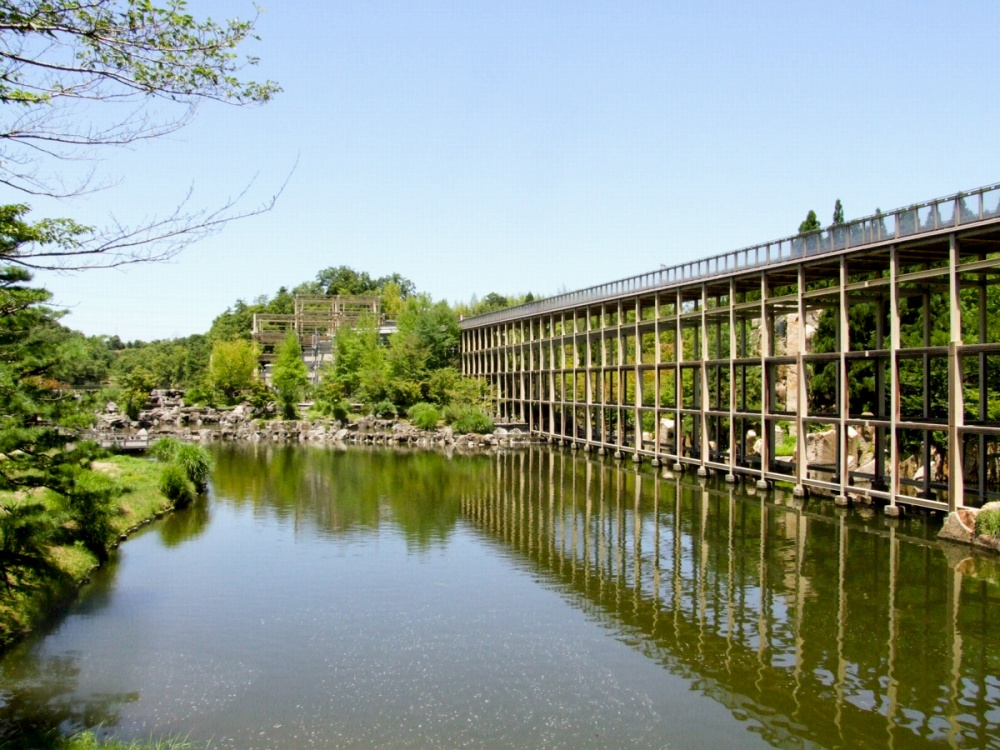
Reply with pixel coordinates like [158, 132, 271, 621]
[156, 498, 210, 548]
[211, 444, 486, 549]
[461, 449, 1000, 748]
[0, 652, 138, 748]
[1, 445, 999, 748]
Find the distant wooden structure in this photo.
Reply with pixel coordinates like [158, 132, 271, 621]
[252, 295, 382, 363]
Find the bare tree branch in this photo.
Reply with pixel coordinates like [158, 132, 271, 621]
[0, 0, 283, 270]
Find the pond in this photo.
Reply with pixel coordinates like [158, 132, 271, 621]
[1, 445, 1000, 748]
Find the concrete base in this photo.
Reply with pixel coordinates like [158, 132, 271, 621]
[598, 448, 606, 456]
[834, 495, 851, 507]
[724, 473, 737, 484]
[697, 467, 708, 477]
[756, 479, 770, 491]
[571, 442, 580, 451]
[650, 458, 661, 467]
[613, 450, 624, 460]
[884, 504, 904, 517]
[793, 485, 807, 498]
[583, 445, 591, 453]
[632, 454, 642, 464]
[672, 462, 683, 472]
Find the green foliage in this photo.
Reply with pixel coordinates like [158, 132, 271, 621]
[272, 331, 309, 418]
[0, 260, 134, 580]
[408, 402, 441, 430]
[111, 335, 210, 390]
[174, 444, 214, 491]
[245, 379, 275, 412]
[49, 729, 197, 749]
[799, 210, 821, 233]
[0, 500, 58, 593]
[158, 464, 196, 508]
[182, 383, 217, 407]
[59, 468, 122, 564]
[150, 438, 214, 491]
[149, 437, 183, 462]
[976, 508, 1000, 538]
[116, 365, 156, 419]
[454, 291, 539, 318]
[308, 374, 349, 421]
[313, 266, 416, 311]
[394, 296, 459, 372]
[373, 400, 398, 419]
[832, 199, 845, 225]
[448, 407, 494, 434]
[208, 298, 265, 343]
[774, 429, 798, 457]
[208, 338, 260, 403]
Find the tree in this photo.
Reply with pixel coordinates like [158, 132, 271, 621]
[0, 262, 123, 580]
[271, 331, 308, 418]
[798, 210, 821, 233]
[832, 199, 845, 225]
[207, 338, 260, 402]
[312, 266, 416, 314]
[328, 313, 385, 406]
[0, 0, 281, 269]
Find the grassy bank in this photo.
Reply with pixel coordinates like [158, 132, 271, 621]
[0, 455, 174, 651]
[7, 731, 196, 750]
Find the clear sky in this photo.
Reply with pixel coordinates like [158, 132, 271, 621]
[30, 0, 1000, 341]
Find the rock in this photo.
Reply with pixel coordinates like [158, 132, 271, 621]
[939, 510, 975, 544]
[658, 418, 674, 445]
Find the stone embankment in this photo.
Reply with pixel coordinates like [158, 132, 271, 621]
[92, 390, 535, 449]
[939, 503, 1000, 552]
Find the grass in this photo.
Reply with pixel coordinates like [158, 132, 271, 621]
[0, 455, 173, 650]
[774, 432, 797, 457]
[2, 729, 197, 750]
[976, 507, 1000, 538]
[0, 455, 192, 749]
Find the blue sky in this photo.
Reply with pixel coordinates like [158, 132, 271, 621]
[31, 0, 1000, 341]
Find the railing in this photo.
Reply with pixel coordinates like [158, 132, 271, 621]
[459, 182, 1000, 329]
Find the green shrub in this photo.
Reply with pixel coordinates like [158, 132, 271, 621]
[309, 397, 349, 422]
[976, 507, 1000, 537]
[775, 433, 797, 457]
[149, 436, 183, 462]
[407, 402, 440, 430]
[61, 470, 121, 562]
[280, 395, 299, 420]
[159, 464, 196, 508]
[174, 443, 215, 491]
[373, 400, 397, 418]
[150, 438, 214, 491]
[451, 409, 494, 435]
[183, 383, 217, 407]
[245, 379, 275, 411]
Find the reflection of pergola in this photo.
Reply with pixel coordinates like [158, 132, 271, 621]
[252, 295, 381, 362]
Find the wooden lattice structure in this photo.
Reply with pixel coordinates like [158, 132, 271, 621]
[461, 183, 1000, 514]
[252, 295, 381, 362]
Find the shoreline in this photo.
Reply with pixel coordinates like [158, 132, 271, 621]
[0, 456, 177, 654]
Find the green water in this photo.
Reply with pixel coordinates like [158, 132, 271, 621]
[1, 445, 999, 748]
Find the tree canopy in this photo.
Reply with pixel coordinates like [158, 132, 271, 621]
[798, 210, 821, 233]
